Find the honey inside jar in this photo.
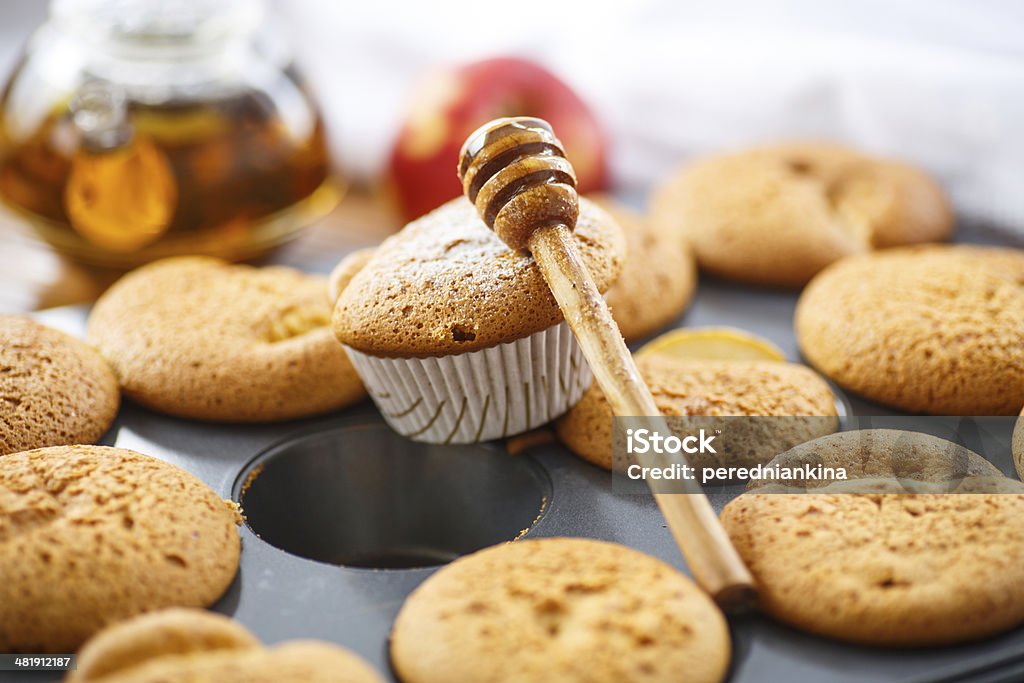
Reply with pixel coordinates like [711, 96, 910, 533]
[0, 0, 339, 268]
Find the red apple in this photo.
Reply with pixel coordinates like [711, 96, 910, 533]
[386, 56, 610, 222]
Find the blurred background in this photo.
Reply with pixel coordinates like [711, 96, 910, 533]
[1, 0, 1022, 311]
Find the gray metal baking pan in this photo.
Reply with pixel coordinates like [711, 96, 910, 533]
[6, 220, 1024, 683]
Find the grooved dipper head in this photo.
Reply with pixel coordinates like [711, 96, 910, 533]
[457, 117, 579, 250]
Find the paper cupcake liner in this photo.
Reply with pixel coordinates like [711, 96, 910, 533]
[344, 321, 592, 443]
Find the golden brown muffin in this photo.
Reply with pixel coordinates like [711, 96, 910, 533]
[556, 354, 837, 470]
[87, 256, 364, 422]
[0, 316, 119, 456]
[391, 538, 730, 683]
[651, 142, 953, 287]
[0, 446, 241, 652]
[722, 488, 1024, 646]
[333, 197, 625, 358]
[592, 196, 696, 342]
[796, 245, 1024, 415]
[69, 609, 384, 683]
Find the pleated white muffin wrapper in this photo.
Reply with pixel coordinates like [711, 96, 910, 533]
[343, 320, 592, 444]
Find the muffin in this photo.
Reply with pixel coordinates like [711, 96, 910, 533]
[390, 537, 730, 683]
[796, 245, 1024, 414]
[88, 257, 364, 422]
[1, 446, 241, 652]
[333, 197, 625, 443]
[722, 432, 1024, 646]
[651, 142, 953, 287]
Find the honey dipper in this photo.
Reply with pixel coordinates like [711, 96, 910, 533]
[458, 117, 755, 610]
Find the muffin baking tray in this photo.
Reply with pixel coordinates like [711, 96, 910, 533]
[10, 222, 1024, 683]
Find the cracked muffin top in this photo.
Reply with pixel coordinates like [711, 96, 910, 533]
[651, 141, 953, 287]
[0, 445, 241, 652]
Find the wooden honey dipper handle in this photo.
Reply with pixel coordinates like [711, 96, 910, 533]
[458, 117, 756, 610]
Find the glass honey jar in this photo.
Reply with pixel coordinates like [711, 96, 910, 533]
[0, 0, 340, 268]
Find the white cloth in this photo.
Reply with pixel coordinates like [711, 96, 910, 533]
[278, 0, 1024, 236]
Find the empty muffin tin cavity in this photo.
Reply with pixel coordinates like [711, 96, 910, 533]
[235, 422, 551, 569]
